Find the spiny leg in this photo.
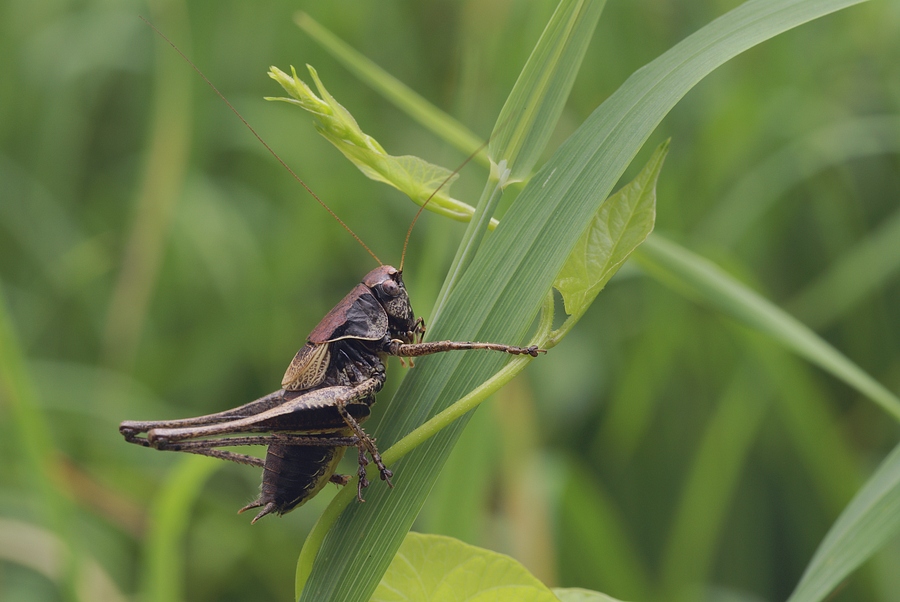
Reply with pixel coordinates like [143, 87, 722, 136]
[356, 445, 370, 501]
[119, 389, 287, 436]
[148, 433, 360, 451]
[389, 340, 544, 358]
[185, 448, 265, 468]
[333, 397, 393, 489]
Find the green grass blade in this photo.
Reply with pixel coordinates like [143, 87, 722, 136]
[102, 4, 192, 370]
[140, 455, 220, 602]
[0, 282, 80, 601]
[559, 459, 651, 599]
[787, 204, 900, 329]
[659, 366, 772, 600]
[490, 0, 607, 184]
[434, 0, 606, 314]
[293, 11, 485, 163]
[633, 234, 900, 420]
[787, 441, 900, 602]
[298, 2, 870, 600]
[696, 115, 900, 247]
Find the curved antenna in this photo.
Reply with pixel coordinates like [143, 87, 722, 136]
[139, 16, 382, 266]
[399, 137, 491, 272]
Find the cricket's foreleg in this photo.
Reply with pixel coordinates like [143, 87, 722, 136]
[389, 340, 545, 358]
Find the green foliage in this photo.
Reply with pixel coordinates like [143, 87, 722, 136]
[269, 65, 483, 225]
[372, 532, 559, 602]
[788, 440, 900, 602]
[553, 588, 626, 602]
[489, 0, 608, 185]
[1, 0, 898, 601]
[554, 141, 665, 323]
[634, 235, 900, 419]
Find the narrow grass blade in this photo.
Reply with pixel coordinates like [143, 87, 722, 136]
[0, 282, 80, 600]
[659, 366, 771, 600]
[141, 456, 220, 602]
[787, 441, 900, 602]
[490, 0, 607, 184]
[103, 6, 193, 369]
[633, 234, 900, 420]
[787, 204, 900, 329]
[434, 0, 606, 314]
[696, 115, 900, 247]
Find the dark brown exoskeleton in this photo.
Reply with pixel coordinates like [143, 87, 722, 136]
[119, 20, 544, 523]
[120, 265, 541, 521]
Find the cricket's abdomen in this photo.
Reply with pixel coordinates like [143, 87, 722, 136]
[265, 442, 346, 510]
[240, 438, 348, 522]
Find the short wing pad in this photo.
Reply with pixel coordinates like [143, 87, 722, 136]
[282, 342, 331, 391]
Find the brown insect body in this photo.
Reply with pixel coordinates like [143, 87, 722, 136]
[121, 265, 541, 522]
[246, 266, 413, 520]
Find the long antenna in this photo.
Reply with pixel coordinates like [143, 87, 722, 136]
[398, 138, 491, 272]
[139, 16, 382, 266]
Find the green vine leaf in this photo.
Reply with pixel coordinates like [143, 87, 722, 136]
[553, 588, 627, 602]
[372, 532, 558, 602]
[553, 141, 667, 320]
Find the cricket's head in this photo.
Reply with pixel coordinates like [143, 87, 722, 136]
[363, 265, 418, 344]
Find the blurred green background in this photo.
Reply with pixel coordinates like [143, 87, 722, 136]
[1, 0, 899, 600]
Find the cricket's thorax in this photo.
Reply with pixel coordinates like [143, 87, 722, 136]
[320, 339, 387, 392]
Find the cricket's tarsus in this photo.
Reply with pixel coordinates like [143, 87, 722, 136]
[122, 20, 545, 522]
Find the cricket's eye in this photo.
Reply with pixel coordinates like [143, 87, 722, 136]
[382, 279, 400, 296]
